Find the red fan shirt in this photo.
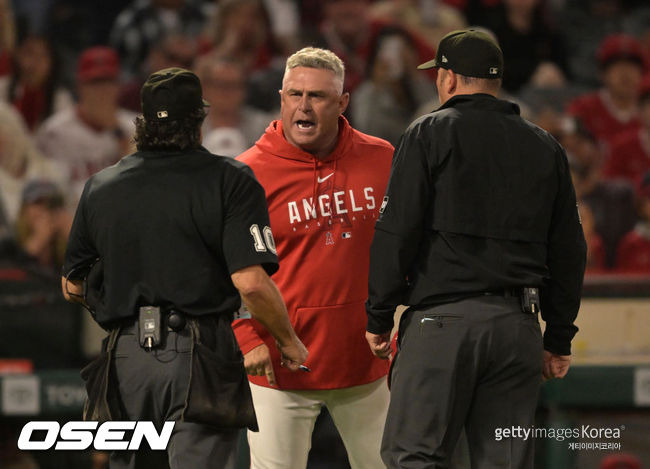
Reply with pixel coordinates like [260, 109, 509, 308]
[615, 227, 650, 273]
[603, 129, 650, 183]
[567, 90, 640, 151]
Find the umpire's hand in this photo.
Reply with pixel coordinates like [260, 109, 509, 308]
[244, 344, 276, 386]
[542, 350, 571, 380]
[366, 331, 392, 360]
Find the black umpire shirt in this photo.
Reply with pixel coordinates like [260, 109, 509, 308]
[366, 94, 586, 356]
[63, 146, 278, 328]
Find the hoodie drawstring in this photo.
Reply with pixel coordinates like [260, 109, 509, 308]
[329, 157, 338, 222]
[312, 158, 319, 215]
[311, 157, 339, 223]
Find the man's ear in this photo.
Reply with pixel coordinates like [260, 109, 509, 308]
[339, 92, 350, 115]
[446, 69, 458, 95]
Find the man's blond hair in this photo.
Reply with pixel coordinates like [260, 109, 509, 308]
[284, 47, 346, 93]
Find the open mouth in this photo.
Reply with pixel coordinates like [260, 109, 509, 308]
[296, 120, 315, 130]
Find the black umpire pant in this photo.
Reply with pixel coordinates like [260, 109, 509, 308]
[108, 315, 239, 469]
[382, 295, 543, 469]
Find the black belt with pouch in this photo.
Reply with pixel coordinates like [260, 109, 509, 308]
[484, 287, 540, 314]
[82, 306, 258, 431]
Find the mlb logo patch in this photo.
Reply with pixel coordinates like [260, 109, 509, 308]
[380, 196, 389, 214]
[342, 232, 352, 239]
[489, 67, 498, 75]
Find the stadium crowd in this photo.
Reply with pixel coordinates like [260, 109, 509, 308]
[1, 0, 650, 278]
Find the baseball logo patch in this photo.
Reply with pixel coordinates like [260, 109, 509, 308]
[380, 196, 389, 214]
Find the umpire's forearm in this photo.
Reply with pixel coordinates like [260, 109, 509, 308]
[231, 265, 298, 347]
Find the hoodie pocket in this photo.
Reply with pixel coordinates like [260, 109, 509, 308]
[293, 300, 381, 384]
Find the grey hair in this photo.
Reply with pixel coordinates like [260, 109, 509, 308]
[284, 47, 345, 93]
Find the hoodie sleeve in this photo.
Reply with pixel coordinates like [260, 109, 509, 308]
[233, 319, 265, 355]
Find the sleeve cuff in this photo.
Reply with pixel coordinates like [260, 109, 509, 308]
[366, 303, 395, 334]
[543, 324, 578, 356]
[232, 319, 266, 355]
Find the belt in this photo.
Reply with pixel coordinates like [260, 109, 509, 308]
[484, 287, 540, 314]
[119, 322, 183, 334]
[483, 288, 522, 298]
[119, 310, 188, 334]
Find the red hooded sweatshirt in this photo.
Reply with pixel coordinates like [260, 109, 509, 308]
[234, 117, 393, 390]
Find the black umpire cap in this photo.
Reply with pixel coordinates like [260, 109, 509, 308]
[141, 67, 209, 121]
[417, 29, 504, 79]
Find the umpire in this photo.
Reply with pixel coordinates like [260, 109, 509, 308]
[61, 67, 307, 468]
[365, 30, 586, 468]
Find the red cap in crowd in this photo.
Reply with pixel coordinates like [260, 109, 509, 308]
[77, 46, 120, 83]
[597, 34, 645, 69]
[600, 453, 642, 469]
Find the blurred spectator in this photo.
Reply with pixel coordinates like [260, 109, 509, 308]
[0, 35, 73, 132]
[109, 0, 211, 79]
[599, 452, 642, 469]
[14, 179, 72, 273]
[352, 26, 436, 145]
[518, 83, 581, 133]
[478, 0, 568, 94]
[197, 57, 271, 157]
[561, 0, 635, 88]
[202, 127, 247, 158]
[298, 0, 326, 30]
[262, 0, 301, 54]
[624, 3, 650, 65]
[0, 102, 61, 226]
[204, 0, 283, 72]
[604, 73, 650, 182]
[579, 202, 608, 274]
[245, 64, 285, 114]
[119, 33, 198, 112]
[0, 184, 84, 378]
[35, 47, 136, 209]
[528, 104, 566, 136]
[203, 0, 286, 114]
[11, 0, 56, 36]
[306, 0, 437, 93]
[561, 117, 637, 268]
[0, 0, 15, 76]
[43, 0, 134, 88]
[369, 0, 467, 49]
[566, 34, 645, 153]
[310, 0, 380, 92]
[615, 172, 650, 273]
